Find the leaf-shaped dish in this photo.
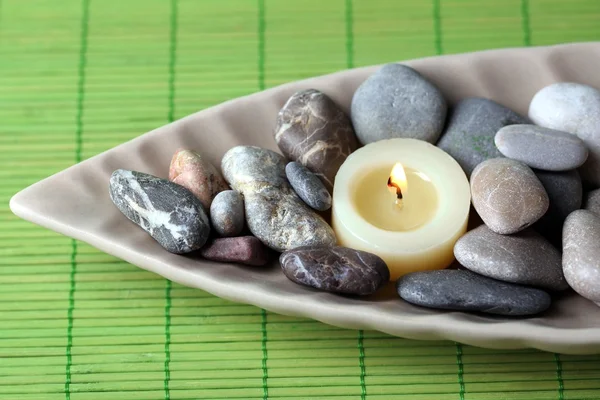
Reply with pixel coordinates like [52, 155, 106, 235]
[11, 42, 600, 354]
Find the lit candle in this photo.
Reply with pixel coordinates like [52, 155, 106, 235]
[332, 138, 471, 280]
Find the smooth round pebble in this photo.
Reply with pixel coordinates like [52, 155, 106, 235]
[584, 188, 600, 217]
[351, 63, 447, 145]
[285, 162, 331, 211]
[454, 225, 567, 291]
[200, 236, 268, 266]
[109, 169, 210, 254]
[210, 190, 245, 237]
[396, 270, 552, 316]
[534, 170, 582, 244]
[470, 158, 549, 234]
[169, 149, 229, 210]
[495, 124, 588, 171]
[274, 89, 358, 192]
[280, 246, 390, 295]
[563, 210, 600, 307]
[529, 82, 600, 185]
[221, 146, 336, 252]
[437, 97, 529, 176]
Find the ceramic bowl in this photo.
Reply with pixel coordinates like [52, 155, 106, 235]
[11, 42, 600, 354]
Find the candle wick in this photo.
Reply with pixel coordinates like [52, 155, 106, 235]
[387, 177, 403, 199]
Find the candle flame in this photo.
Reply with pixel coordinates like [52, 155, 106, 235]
[387, 162, 408, 199]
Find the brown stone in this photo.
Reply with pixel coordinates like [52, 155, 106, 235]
[470, 158, 549, 234]
[169, 149, 229, 210]
[274, 89, 358, 192]
[200, 236, 268, 266]
[279, 246, 390, 295]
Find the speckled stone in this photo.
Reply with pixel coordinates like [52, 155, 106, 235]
[396, 270, 552, 316]
[280, 246, 390, 295]
[534, 170, 582, 243]
[351, 64, 447, 145]
[584, 188, 600, 217]
[437, 98, 529, 176]
[563, 210, 600, 307]
[221, 146, 336, 252]
[470, 158, 549, 234]
[454, 225, 567, 291]
[495, 124, 588, 171]
[200, 236, 268, 266]
[210, 190, 245, 237]
[274, 89, 358, 192]
[169, 149, 229, 211]
[529, 83, 600, 186]
[285, 162, 331, 211]
[109, 169, 210, 254]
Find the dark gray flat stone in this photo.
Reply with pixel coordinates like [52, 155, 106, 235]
[397, 270, 552, 316]
[534, 169, 582, 244]
[437, 97, 529, 176]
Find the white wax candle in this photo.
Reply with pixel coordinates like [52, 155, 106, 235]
[332, 138, 471, 281]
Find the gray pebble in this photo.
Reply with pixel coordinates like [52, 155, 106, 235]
[563, 210, 600, 307]
[534, 170, 582, 243]
[274, 89, 358, 193]
[285, 162, 331, 211]
[529, 82, 600, 186]
[280, 246, 390, 295]
[109, 169, 210, 254]
[584, 188, 600, 216]
[396, 270, 551, 316]
[221, 146, 336, 252]
[471, 158, 549, 234]
[351, 63, 447, 145]
[495, 124, 588, 171]
[210, 190, 245, 237]
[454, 225, 567, 291]
[437, 98, 529, 176]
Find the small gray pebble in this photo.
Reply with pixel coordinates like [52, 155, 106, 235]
[584, 188, 600, 217]
[397, 270, 551, 316]
[563, 210, 600, 307]
[437, 98, 529, 176]
[495, 124, 588, 171]
[274, 89, 358, 193]
[454, 225, 567, 291]
[210, 190, 245, 237]
[109, 169, 210, 254]
[529, 82, 600, 186]
[285, 162, 332, 211]
[221, 146, 336, 252]
[351, 63, 447, 145]
[471, 158, 549, 234]
[280, 246, 390, 295]
[534, 170, 582, 243]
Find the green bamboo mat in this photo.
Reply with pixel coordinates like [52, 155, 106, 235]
[2, 0, 600, 399]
